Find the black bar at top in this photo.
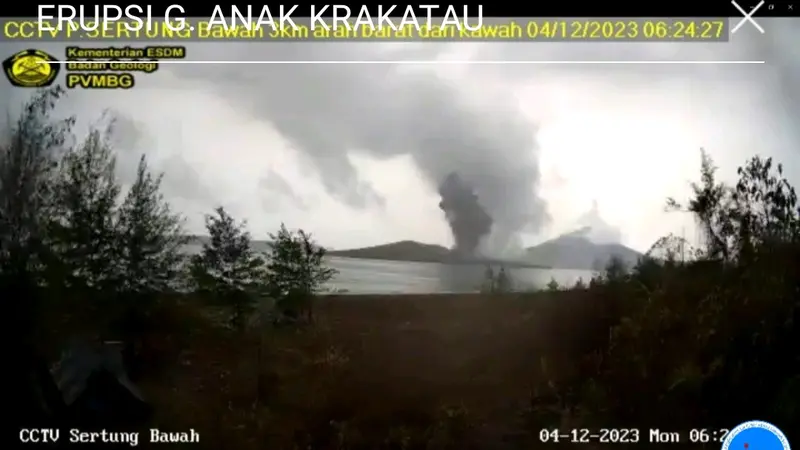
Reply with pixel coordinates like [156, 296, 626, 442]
[9, 2, 799, 18]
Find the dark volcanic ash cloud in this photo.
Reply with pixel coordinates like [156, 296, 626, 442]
[438, 172, 493, 256]
[156, 43, 549, 255]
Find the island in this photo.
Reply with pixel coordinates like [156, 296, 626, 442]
[327, 240, 551, 269]
[328, 230, 643, 271]
[187, 230, 643, 271]
[524, 227, 643, 270]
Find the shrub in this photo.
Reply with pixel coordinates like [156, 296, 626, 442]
[116, 155, 187, 295]
[48, 124, 121, 292]
[264, 224, 337, 324]
[481, 266, 513, 293]
[190, 207, 265, 330]
[1, 87, 73, 289]
[495, 266, 512, 293]
[531, 150, 799, 435]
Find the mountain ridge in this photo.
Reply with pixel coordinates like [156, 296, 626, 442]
[185, 229, 643, 271]
[328, 240, 551, 269]
[525, 227, 642, 270]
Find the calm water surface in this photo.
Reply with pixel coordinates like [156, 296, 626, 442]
[182, 244, 593, 294]
[325, 256, 594, 294]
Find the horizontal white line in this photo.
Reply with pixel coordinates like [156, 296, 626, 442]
[51, 60, 767, 65]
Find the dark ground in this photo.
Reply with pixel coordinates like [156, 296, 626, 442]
[38, 291, 611, 449]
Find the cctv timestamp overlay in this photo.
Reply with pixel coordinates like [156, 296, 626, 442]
[539, 428, 642, 444]
[538, 427, 732, 444]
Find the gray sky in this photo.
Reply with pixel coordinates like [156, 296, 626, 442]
[2, 19, 798, 253]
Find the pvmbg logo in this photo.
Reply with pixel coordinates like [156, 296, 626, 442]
[3, 49, 60, 88]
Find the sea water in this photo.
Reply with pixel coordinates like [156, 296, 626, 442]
[181, 244, 594, 294]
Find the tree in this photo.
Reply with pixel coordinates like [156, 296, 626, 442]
[49, 125, 121, 291]
[666, 149, 733, 261]
[602, 256, 628, 282]
[1, 87, 73, 338]
[495, 266, 512, 293]
[0, 87, 75, 428]
[264, 224, 337, 323]
[0, 87, 73, 282]
[190, 207, 264, 329]
[116, 154, 186, 295]
[668, 150, 800, 262]
[728, 156, 799, 257]
[533, 150, 800, 433]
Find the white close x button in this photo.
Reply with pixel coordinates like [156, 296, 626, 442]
[731, 0, 766, 34]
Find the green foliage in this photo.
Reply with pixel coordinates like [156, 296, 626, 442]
[667, 149, 800, 262]
[545, 278, 559, 292]
[1, 91, 191, 350]
[0, 89, 338, 336]
[116, 155, 187, 294]
[0, 87, 73, 278]
[667, 149, 731, 260]
[264, 223, 337, 323]
[0, 90, 200, 388]
[533, 150, 799, 433]
[48, 124, 121, 291]
[601, 255, 629, 283]
[1, 87, 76, 355]
[191, 207, 265, 329]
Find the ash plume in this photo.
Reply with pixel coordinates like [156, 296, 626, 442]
[438, 172, 493, 257]
[7, 20, 795, 254]
[575, 200, 622, 244]
[139, 44, 550, 256]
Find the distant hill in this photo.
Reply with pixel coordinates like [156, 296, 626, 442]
[329, 240, 549, 268]
[183, 235, 274, 250]
[184, 235, 209, 245]
[525, 227, 643, 270]
[186, 232, 639, 271]
[329, 240, 451, 262]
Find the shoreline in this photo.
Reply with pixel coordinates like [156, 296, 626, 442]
[327, 254, 552, 269]
[320, 292, 540, 299]
[184, 238, 552, 270]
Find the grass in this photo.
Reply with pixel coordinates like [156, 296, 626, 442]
[38, 290, 613, 449]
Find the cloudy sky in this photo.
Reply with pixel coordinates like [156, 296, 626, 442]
[2, 19, 798, 254]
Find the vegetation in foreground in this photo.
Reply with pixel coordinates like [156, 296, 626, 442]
[4, 88, 798, 449]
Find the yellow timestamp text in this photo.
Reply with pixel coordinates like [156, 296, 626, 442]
[525, 19, 727, 41]
[1, 18, 728, 42]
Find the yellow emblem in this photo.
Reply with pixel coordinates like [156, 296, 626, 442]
[3, 49, 60, 88]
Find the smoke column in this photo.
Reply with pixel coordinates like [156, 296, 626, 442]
[575, 200, 623, 244]
[438, 172, 493, 257]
